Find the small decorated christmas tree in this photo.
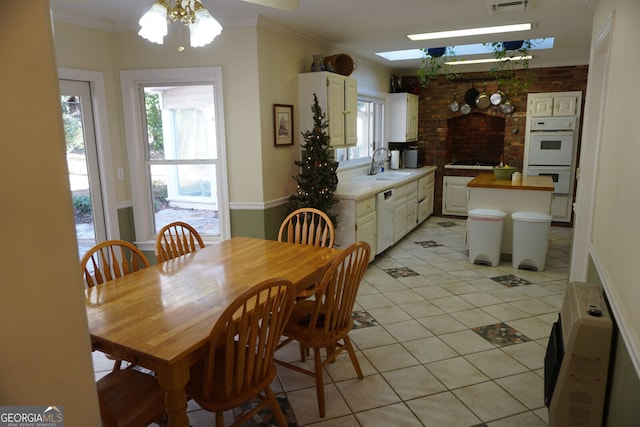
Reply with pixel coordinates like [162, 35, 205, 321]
[289, 94, 339, 225]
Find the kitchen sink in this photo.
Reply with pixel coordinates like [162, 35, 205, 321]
[353, 171, 412, 182]
[376, 171, 412, 180]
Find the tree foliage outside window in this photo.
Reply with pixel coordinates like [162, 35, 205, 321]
[61, 97, 84, 154]
[144, 92, 164, 156]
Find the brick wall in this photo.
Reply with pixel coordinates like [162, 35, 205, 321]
[448, 113, 505, 163]
[400, 65, 589, 215]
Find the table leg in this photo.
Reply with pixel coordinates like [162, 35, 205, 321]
[156, 362, 191, 427]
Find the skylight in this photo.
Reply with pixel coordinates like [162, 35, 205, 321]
[376, 38, 554, 62]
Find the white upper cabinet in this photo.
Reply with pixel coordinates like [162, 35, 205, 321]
[388, 92, 419, 142]
[298, 72, 357, 147]
[528, 94, 578, 117]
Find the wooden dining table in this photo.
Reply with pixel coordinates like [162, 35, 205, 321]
[85, 236, 340, 427]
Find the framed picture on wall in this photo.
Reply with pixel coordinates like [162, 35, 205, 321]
[273, 104, 294, 146]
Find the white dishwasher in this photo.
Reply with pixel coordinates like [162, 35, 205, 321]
[376, 189, 394, 254]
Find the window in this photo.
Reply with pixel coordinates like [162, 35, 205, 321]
[335, 97, 384, 164]
[121, 67, 230, 249]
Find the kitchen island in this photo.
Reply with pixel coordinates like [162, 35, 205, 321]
[467, 173, 555, 255]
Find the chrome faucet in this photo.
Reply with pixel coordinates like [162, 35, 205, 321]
[368, 147, 391, 175]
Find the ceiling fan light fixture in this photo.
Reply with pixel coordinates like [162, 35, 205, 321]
[138, 0, 222, 48]
[138, 1, 169, 44]
[189, 2, 223, 47]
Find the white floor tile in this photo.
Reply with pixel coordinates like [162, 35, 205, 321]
[349, 325, 397, 350]
[335, 374, 401, 413]
[439, 329, 497, 354]
[426, 356, 490, 389]
[464, 348, 529, 379]
[382, 365, 447, 400]
[287, 383, 351, 425]
[495, 371, 546, 409]
[382, 319, 433, 342]
[507, 316, 555, 340]
[453, 381, 527, 422]
[354, 403, 423, 427]
[403, 336, 458, 364]
[450, 307, 500, 328]
[366, 305, 413, 324]
[361, 343, 420, 372]
[407, 392, 482, 427]
[417, 313, 468, 335]
[501, 341, 547, 370]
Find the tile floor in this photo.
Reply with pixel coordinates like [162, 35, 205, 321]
[93, 215, 572, 426]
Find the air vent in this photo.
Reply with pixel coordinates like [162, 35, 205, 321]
[488, 0, 529, 14]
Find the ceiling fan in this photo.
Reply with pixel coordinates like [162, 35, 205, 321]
[240, 0, 300, 11]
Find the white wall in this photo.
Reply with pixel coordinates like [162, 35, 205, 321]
[582, 0, 640, 370]
[0, 1, 100, 424]
[571, 1, 640, 423]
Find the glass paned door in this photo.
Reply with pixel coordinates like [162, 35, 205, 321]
[60, 79, 106, 259]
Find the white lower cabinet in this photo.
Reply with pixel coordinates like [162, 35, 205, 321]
[418, 173, 434, 222]
[334, 168, 435, 261]
[356, 197, 376, 262]
[442, 176, 472, 216]
[550, 195, 570, 221]
[394, 181, 418, 243]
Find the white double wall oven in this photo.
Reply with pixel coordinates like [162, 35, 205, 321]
[524, 92, 582, 222]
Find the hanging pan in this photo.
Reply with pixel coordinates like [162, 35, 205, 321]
[464, 83, 479, 106]
[490, 85, 505, 106]
[475, 84, 490, 109]
[501, 93, 514, 114]
[449, 93, 459, 112]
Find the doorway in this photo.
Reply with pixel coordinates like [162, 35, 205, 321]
[59, 79, 106, 258]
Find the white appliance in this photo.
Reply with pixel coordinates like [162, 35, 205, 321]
[525, 116, 575, 195]
[525, 92, 582, 223]
[527, 131, 575, 165]
[530, 116, 576, 131]
[376, 189, 394, 254]
[544, 281, 612, 427]
[527, 165, 571, 194]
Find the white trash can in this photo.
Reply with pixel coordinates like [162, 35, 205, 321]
[467, 209, 506, 266]
[512, 211, 553, 271]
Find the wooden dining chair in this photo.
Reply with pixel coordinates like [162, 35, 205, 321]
[278, 207, 335, 248]
[96, 368, 166, 427]
[81, 240, 150, 288]
[279, 207, 336, 300]
[81, 240, 150, 371]
[185, 278, 297, 427]
[274, 241, 371, 418]
[155, 221, 205, 263]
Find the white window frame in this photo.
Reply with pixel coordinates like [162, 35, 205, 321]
[120, 67, 230, 249]
[58, 68, 119, 241]
[335, 91, 386, 170]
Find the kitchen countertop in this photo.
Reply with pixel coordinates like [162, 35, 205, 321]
[334, 166, 437, 200]
[444, 164, 494, 170]
[467, 173, 554, 191]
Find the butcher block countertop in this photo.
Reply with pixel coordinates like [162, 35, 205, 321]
[467, 173, 555, 191]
